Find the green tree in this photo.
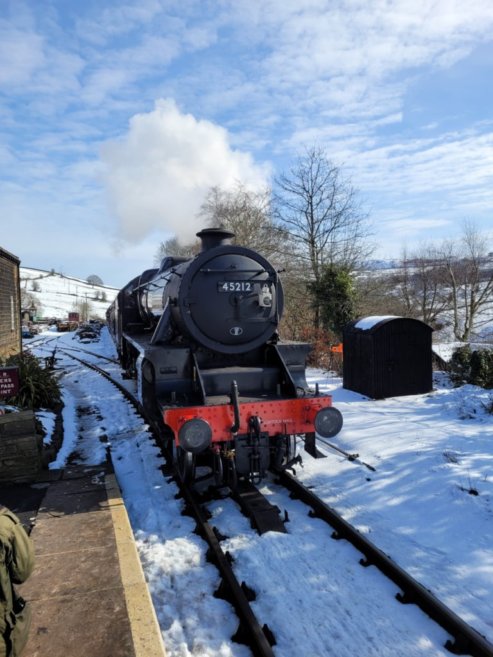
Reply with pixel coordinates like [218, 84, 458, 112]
[470, 349, 493, 388]
[309, 264, 356, 338]
[449, 345, 493, 389]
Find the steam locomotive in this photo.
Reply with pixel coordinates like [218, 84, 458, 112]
[106, 228, 342, 486]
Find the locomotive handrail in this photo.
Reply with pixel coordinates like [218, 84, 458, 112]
[198, 268, 274, 274]
[131, 277, 171, 293]
[230, 380, 241, 433]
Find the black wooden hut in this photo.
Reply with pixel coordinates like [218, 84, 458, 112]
[343, 316, 433, 399]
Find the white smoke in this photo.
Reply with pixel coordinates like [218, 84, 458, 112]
[101, 99, 270, 242]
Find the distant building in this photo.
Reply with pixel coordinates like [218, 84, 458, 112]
[0, 247, 22, 359]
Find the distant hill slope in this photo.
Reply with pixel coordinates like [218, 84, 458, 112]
[20, 267, 119, 320]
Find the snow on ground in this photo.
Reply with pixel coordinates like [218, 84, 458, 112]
[29, 329, 493, 656]
[305, 369, 493, 642]
[20, 266, 118, 319]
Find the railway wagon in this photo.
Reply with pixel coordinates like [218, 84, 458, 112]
[107, 228, 342, 486]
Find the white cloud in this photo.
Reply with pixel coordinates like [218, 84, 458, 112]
[351, 130, 493, 199]
[0, 25, 45, 86]
[217, 0, 493, 133]
[3, 0, 493, 277]
[101, 99, 271, 242]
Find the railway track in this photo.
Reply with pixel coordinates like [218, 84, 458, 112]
[53, 345, 277, 657]
[274, 469, 493, 657]
[35, 341, 493, 657]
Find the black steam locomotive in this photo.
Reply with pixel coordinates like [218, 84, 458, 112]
[106, 228, 342, 486]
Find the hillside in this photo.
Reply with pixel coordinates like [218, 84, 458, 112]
[20, 267, 119, 321]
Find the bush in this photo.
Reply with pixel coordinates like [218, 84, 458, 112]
[449, 345, 493, 389]
[297, 326, 343, 373]
[470, 350, 493, 388]
[449, 345, 472, 386]
[1, 353, 61, 410]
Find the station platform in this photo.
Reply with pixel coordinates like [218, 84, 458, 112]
[0, 465, 166, 657]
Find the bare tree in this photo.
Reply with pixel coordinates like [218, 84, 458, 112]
[154, 236, 199, 266]
[353, 271, 407, 319]
[73, 299, 93, 323]
[274, 147, 372, 272]
[442, 221, 493, 341]
[87, 274, 104, 285]
[21, 290, 43, 317]
[392, 245, 452, 329]
[274, 146, 373, 326]
[200, 183, 291, 265]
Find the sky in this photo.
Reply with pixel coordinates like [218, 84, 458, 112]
[2, 0, 493, 287]
[24, 326, 493, 656]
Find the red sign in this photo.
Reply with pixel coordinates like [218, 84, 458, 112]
[68, 312, 80, 322]
[0, 367, 19, 398]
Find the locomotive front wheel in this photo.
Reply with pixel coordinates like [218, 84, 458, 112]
[173, 444, 196, 483]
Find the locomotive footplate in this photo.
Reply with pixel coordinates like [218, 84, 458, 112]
[163, 396, 336, 444]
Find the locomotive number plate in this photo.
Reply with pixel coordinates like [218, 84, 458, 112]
[218, 281, 253, 292]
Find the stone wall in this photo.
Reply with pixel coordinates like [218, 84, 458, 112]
[0, 411, 42, 482]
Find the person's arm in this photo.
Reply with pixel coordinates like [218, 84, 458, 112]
[2, 512, 35, 584]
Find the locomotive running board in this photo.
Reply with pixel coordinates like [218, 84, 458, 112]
[163, 396, 335, 442]
[232, 481, 287, 535]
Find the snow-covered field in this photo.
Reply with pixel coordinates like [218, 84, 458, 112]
[20, 267, 118, 320]
[28, 329, 493, 657]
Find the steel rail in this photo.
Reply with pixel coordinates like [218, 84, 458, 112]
[276, 469, 493, 657]
[57, 347, 276, 657]
[56, 344, 119, 364]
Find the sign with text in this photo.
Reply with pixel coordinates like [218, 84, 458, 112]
[0, 367, 19, 399]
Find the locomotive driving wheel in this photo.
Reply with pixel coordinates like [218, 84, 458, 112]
[173, 443, 196, 483]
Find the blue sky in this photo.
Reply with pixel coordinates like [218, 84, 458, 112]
[2, 0, 493, 287]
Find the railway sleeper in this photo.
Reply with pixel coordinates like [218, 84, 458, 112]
[231, 480, 287, 535]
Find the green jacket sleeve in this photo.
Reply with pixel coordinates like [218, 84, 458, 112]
[0, 509, 35, 585]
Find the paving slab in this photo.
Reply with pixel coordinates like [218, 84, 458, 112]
[15, 465, 166, 657]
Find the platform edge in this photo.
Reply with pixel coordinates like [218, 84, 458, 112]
[105, 473, 167, 657]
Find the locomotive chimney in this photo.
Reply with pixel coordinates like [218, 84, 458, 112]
[196, 227, 235, 251]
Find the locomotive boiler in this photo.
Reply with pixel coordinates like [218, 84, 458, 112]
[107, 227, 342, 486]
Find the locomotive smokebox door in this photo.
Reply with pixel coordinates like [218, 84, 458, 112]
[174, 245, 284, 355]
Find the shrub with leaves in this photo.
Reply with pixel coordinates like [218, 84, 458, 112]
[470, 349, 493, 389]
[449, 345, 472, 386]
[449, 345, 493, 389]
[1, 352, 61, 410]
